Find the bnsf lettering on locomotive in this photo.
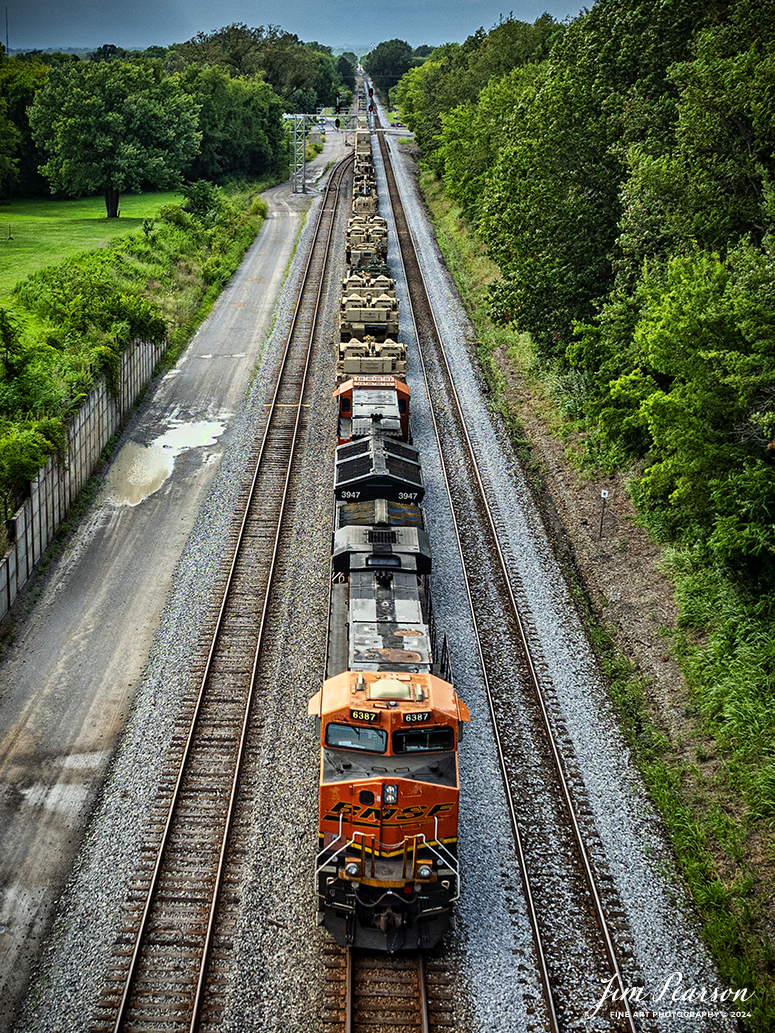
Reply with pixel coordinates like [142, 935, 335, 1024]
[322, 801, 456, 823]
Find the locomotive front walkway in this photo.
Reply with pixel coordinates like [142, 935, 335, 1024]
[0, 136, 346, 1033]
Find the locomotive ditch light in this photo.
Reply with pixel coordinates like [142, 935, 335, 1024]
[346, 862, 361, 877]
[417, 865, 432, 880]
[384, 784, 398, 804]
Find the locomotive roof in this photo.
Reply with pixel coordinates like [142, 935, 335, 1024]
[308, 670, 470, 724]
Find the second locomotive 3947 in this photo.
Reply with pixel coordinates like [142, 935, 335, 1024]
[309, 123, 469, 952]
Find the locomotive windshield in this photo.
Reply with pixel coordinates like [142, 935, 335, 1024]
[325, 722, 388, 753]
[393, 726, 455, 753]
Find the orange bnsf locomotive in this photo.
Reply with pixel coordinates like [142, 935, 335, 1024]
[309, 362, 470, 949]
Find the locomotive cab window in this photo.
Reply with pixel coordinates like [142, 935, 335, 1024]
[341, 398, 352, 412]
[325, 722, 387, 753]
[393, 726, 455, 753]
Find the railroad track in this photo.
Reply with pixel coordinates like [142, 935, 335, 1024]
[91, 154, 353, 1033]
[375, 122, 643, 1032]
[322, 946, 454, 1032]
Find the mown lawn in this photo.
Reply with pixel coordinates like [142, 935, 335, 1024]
[0, 191, 183, 300]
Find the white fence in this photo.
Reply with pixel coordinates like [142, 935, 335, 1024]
[0, 337, 166, 620]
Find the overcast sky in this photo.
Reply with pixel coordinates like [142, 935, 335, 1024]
[9, 0, 588, 53]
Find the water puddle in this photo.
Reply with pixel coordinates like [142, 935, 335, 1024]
[105, 417, 227, 507]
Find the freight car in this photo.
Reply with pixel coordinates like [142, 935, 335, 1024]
[309, 123, 469, 951]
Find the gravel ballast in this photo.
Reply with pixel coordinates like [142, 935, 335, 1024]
[12, 134, 746, 1033]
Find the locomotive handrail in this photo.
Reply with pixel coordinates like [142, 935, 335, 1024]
[313, 814, 348, 892]
[315, 821, 460, 901]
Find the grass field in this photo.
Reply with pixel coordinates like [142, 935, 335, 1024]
[0, 191, 183, 301]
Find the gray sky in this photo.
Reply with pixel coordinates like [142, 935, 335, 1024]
[9, 0, 587, 53]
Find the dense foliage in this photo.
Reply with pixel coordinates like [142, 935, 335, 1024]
[393, 16, 562, 160]
[362, 40, 416, 93]
[396, 3, 775, 589]
[176, 66, 285, 183]
[0, 23, 360, 204]
[399, 8, 775, 1023]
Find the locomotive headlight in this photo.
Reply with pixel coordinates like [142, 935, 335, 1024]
[345, 862, 360, 877]
[383, 784, 398, 804]
[417, 864, 432, 880]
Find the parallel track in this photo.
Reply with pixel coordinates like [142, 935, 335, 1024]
[375, 121, 641, 1032]
[92, 154, 353, 1033]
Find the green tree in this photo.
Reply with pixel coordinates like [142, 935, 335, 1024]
[616, 34, 775, 286]
[175, 23, 266, 76]
[29, 60, 200, 218]
[337, 54, 356, 91]
[0, 95, 19, 195]
[479, 50, 624, 360]
[393, 17, 560, 172]
[592, 243, 775, 568]
[475, 0, 719, 360]
[0, 57, 50, 197]
[437, 63, 543, 222]
[89, 43, 129, 62]
[362, 39, 414, 92]
[0, 424, 56, 512]
[178, 65, 285, 181]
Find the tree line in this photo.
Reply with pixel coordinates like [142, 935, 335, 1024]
[392, 2, 775, 591]
[0, 25, 361, 216]
[393, 13, 775, 1022]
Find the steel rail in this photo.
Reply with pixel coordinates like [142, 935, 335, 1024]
[345, 947, 354, 1033]
[188, 156, 351, 1030]
[376, 125, 638, 1033]
[371, 127, 558, 1033]
[418, 952, 431, 1033]
[110, 154, 353, 1033]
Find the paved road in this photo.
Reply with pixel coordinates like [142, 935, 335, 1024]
[0, 136, 347, 1032]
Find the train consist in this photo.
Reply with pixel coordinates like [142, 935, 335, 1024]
[309, 126, 470, 951]
[336, 130, 406, 382]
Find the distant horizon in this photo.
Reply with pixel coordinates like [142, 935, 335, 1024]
[9, 1, 588, 56]
[6, 42, 379, 58]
